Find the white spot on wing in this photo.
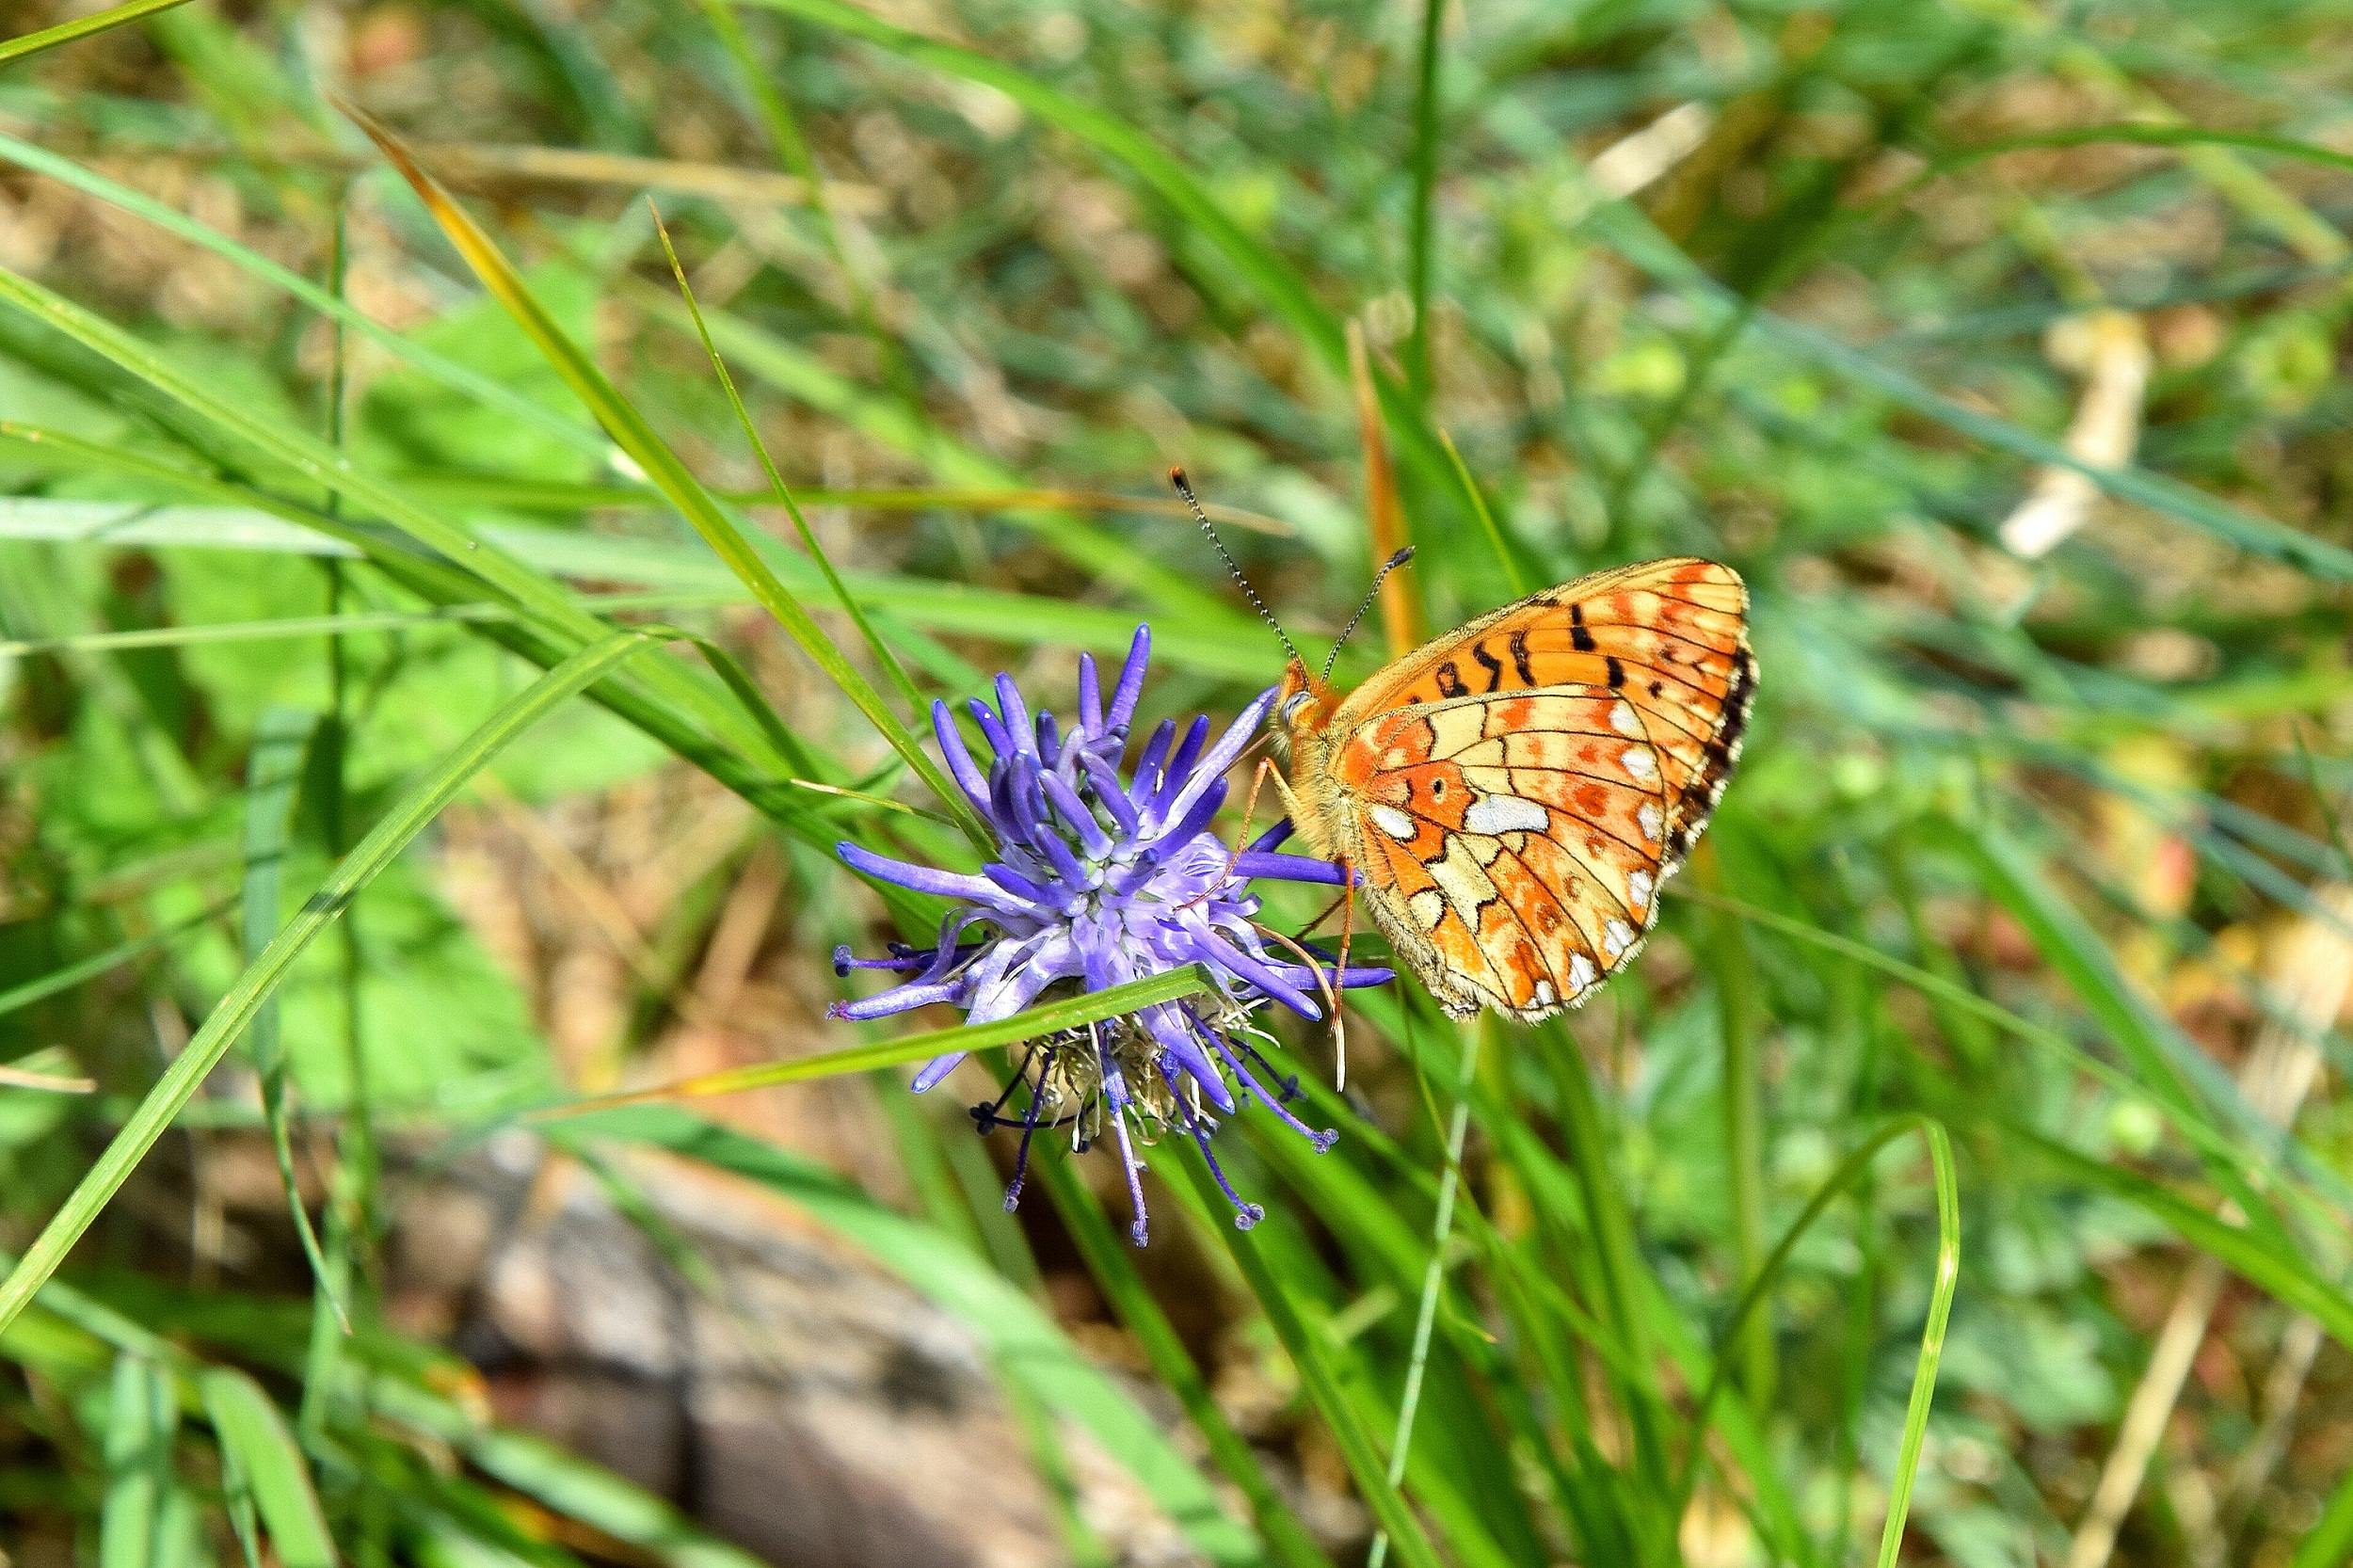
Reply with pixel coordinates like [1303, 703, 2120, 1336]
[1370, 803, 1417, 840]
[1464, 793, 1548, 835]
[1610, 700, 1642, 737]
[1409, 888, 1447, 931]
[1430, 839, 1501, 932]
[1639, 803, 1663, 842]
[1627, 869, 1654, 911]
[1569, 953, 1597, 991]
[1533, 979, 1557, 1007]
[1603, 919, 1636, 957]
[1621, 745, 1657, 783]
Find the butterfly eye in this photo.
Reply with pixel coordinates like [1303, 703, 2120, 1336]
[1279, 691, 1311, 724]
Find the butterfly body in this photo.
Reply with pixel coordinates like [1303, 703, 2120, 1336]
[1275, 558, 1754, 1022]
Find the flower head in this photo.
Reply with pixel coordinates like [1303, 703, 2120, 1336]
[832, 627, 1389, 1241]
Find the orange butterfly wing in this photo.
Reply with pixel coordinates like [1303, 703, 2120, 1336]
[1307, 558, 1753, 1020]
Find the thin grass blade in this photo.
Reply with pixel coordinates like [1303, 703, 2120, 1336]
[0, 0, 193, 66]
[535, 965, 1212, 1112]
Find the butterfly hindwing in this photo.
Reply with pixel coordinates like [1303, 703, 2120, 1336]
[1303, 558, 1753, 1022]
[1334, 689, 1674, 1020]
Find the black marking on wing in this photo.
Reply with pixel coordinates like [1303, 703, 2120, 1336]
[1509, 629, 1534, 683]
[1473, 643, 1504, 692]
[1434, 661, 1466, 698]
[1568, 603, 1597, 652]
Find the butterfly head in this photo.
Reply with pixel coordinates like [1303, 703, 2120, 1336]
[1274, 655, 1337, 743]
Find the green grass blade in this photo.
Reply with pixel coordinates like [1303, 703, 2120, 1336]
[0, 0, 192, 66]
[100, 1355, 181, 1568]
[239, 706, 346, 1331]
[1534, 1019, 1673, 1503]
[1435, 429, 1529, 600]
[1928, 122, 2353, 184]
[536, 965, 1213, 1112]
[1366, 1016, 1481, 1568]
[1874, 1121, 1960, 1568]
[0, 899, 236, 1021]
[0, 632, 654, 1338]
[353, 113, 988, 851]
[200, 1369, 337, 1568]
[1668, 1114, 1961, 1568]
[408, 1408, 771, 1568]
[0, 440, 1288, 680]
[1702, 849, 1774, 1412]
[2292, 1463, 2353, 1568]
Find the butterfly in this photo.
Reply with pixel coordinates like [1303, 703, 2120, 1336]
[1271, 559, 1754, 1022]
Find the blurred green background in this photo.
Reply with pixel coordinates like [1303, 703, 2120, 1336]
[0, 0, 2349, 1564]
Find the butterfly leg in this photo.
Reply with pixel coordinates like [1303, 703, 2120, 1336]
[1330, 856, 1355, 1090]
[1250, 919, 1340, 1041]
[1177, 754, 1279, 913]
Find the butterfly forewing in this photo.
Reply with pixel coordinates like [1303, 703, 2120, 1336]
[1312, 558, 1753, 1022]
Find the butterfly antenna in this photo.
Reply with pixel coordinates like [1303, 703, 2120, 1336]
[1172, 467, 1303, 666]
[1321, 546, 1416, 680]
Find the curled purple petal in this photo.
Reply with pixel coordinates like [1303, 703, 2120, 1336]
[1107, 625, 1150, 731]
[1076, 651, 1104, 735]
[831, 978, 967, 1021]
[1148, 716, 1212, 817]
[839, 841, 1004, 904]
[1233, 850, 1352, 887]
[968, 696, 1013, 760]
[933, 700, 992, 816]
[994, 675, 1032, 757]
[1157, 689, 1274, 824]
[911, 1051, 967, 1093]
[1159, 776, 1229, 853]
[1128, 719, 1177, 804]
[1196, 929, 1322, 1021]
[983, 862, 1052, 904]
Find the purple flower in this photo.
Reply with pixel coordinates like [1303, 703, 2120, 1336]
[832, 627, 1391, 1242]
